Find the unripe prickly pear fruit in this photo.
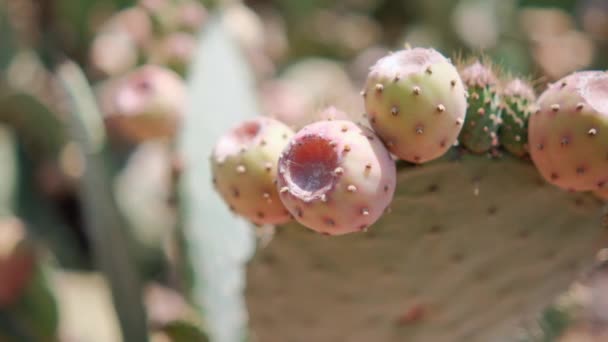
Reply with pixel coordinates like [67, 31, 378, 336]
[458, 61, 504, 154]
[102, 65, 186, 142]
[498, 78, 536, 157]
[276, 110, 396, 235]
[211, 117, 295, 225]
[0, 218, 35, 308]
[529, 71, 608, 191]
[363, 47, 467, 163]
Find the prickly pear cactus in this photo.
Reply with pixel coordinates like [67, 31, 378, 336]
[246, 152, 608, 342]
[363, 47, 467, 164]
[499, 79, 536, 157]
[459, 61, 503, 154]
[517, 249, 608, 341]
[528, 71, 608, 192]
[276, 115, 396, 235]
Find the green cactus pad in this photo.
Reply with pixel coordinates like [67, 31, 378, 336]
[246, 153, 607, 342]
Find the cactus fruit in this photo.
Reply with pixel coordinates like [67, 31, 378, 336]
[260, 82, 351, 131]
[276, 112, 396, 235]
[458, 61, 504, 154]
[89, 32, 138, 77]
[529, 71, 608, 192]
[259, 80, 310, 130]
[211, 117, 295, 226]
[148, 32, 197, 76]
[363, 47, 467, 163]
[99, 7, 152, 48]
[0, 218, 35, 308]
[102, 64, 186, 142]
[498, 78, 536, 157]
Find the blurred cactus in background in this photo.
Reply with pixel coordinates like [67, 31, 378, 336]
[0, 0, 607, 341]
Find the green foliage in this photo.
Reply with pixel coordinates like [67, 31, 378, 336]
[57, 61, 149, 342]
[160, 320, 210, 342]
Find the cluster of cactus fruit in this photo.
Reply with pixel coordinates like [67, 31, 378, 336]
[90, 1, 203, 144]
[211, 45, 608, 236]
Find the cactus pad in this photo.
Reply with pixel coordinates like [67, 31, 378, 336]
[246, 153, 607, 342]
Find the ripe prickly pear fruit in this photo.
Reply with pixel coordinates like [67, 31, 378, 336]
[211, 117, 295, 226]
[89, 32, 138, 77]
[529, 71, 608, 191]
[363, 47, 467, 163]
[498, 78, 536, 157]
[0, 218, 35, 308]
[103, 65, 186, 142]
[458, 61, 504, 154]
[148, 32, 197, 76]
[276, 111, 396, 235]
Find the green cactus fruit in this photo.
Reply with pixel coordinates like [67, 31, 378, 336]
[498, 78, 536, 157]
[363, 47, 467, 163]
[276, 110, 396, 235]
[211, 117, 295, 226]
[102, 64, 186, 142]
[458, 61, 504, 154]
[0, 218, 35, 308]
[529, 71, 608, 192]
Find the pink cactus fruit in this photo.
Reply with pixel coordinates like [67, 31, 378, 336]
[529, 71, 608, 192]
[0, 218, 35, 308]
[147, 0, 207, 34]
[148, 32, 197, 76]
[259, 80, 310, 130]
[89, 32, 138, 77]
[276, 112, 396, 235]
[211, 117, 295, 225]
[102, 65, 186, 142]
[363, 47, 467, 163]
[99, 7, 152, 48]
[173, 0, 208, 33]
[259, 81, 352, 131]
